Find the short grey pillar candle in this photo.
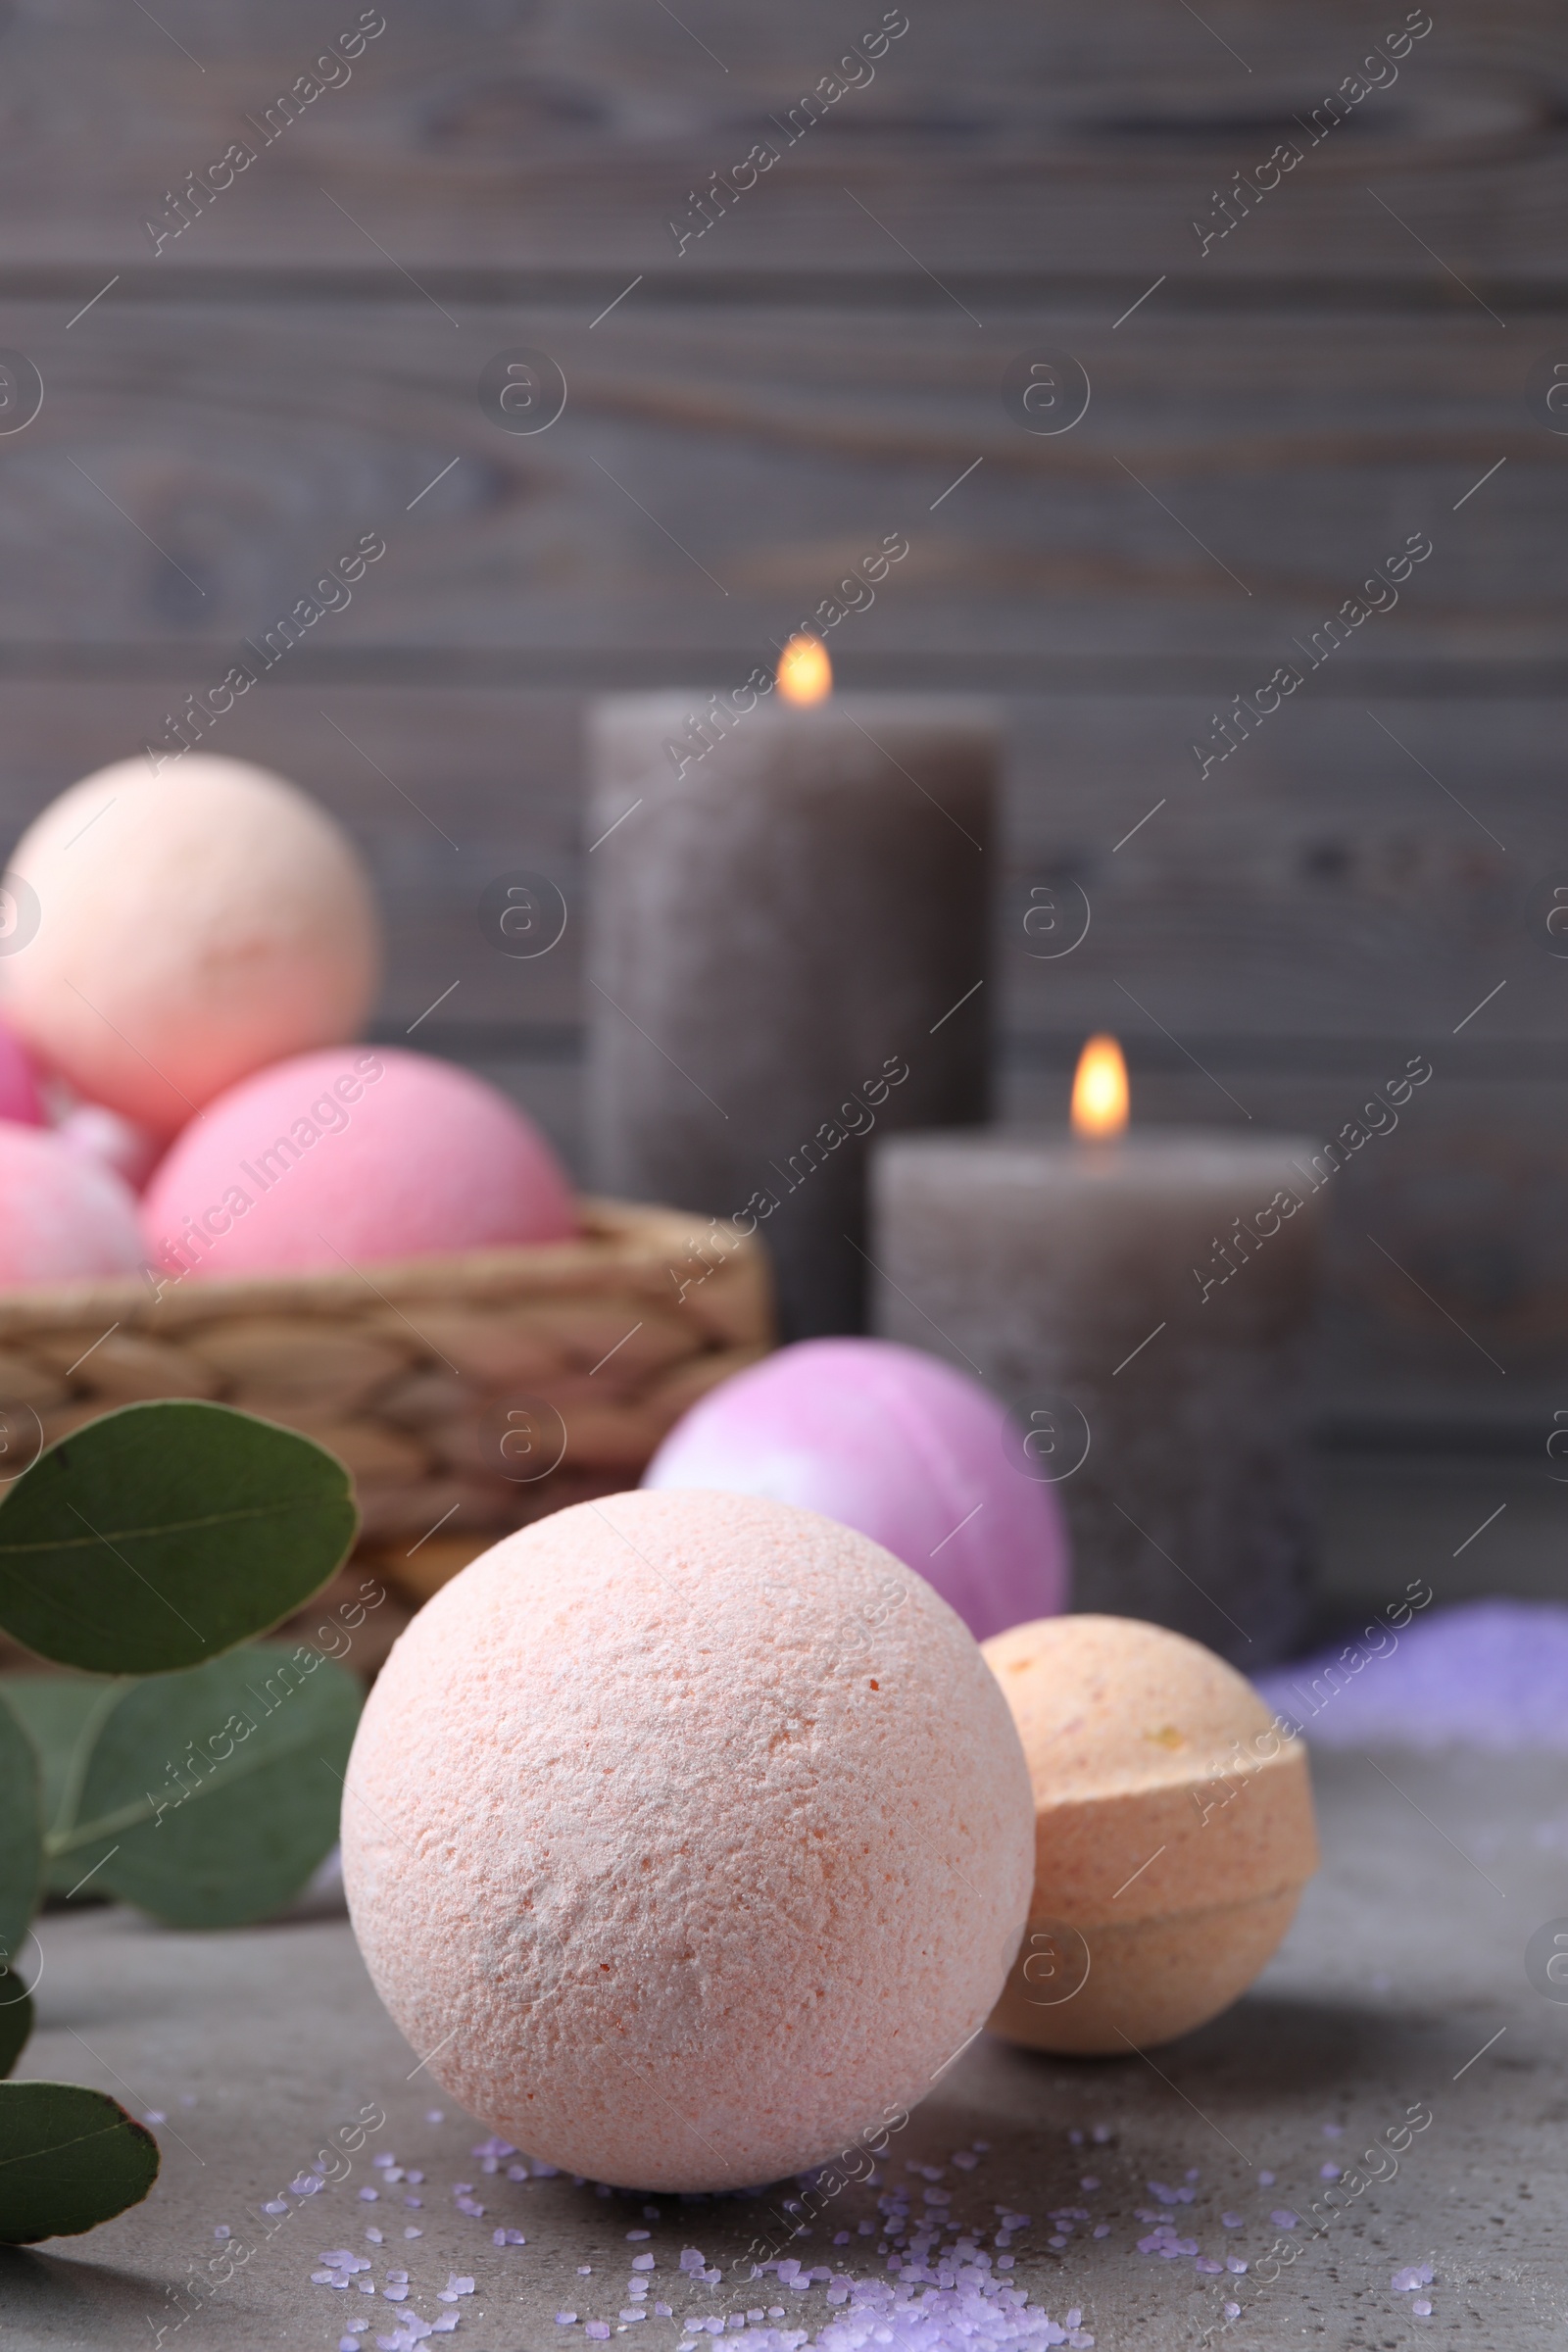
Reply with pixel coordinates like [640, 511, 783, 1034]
[868, 1128, 1328, 1663]
[586, 692, 996, 1338]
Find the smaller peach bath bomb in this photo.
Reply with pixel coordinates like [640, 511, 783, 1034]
[342, 1490, 1036, 2190]
[0, 756, 381, 1136]
[141, 1047, 576, 1279]
[984, 1615, 1319, 2054]
[0, 1124, 144, 1288]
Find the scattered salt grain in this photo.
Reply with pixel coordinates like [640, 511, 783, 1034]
[1393, 2266, 1436, 2292]
[1269, 2211, 1298, 2230]
[425, 2111, 444, 2124]
[404, 2229, 421, 2240]
[1413, 2298, 1433, 2317]
[360, 2189, 379, 2203]
[632, 2254, 655, 2270]
[628, 2230, 652, 2241]
[557, 2315, 578, 2328]
[1320, 2164, 1341, 2180]
[1257, 2172, 1275, 2187]
[1221, 2213, 1244, 2229]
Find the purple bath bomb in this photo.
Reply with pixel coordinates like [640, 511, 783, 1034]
[0, 1016, 43, 1128]
[643, 1337, 1070, 1641]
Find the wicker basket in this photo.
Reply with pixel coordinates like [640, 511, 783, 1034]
[0, 1199, 773, 1606]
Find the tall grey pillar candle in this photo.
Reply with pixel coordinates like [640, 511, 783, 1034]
[868, 1129, 1326, 1663]
[586, 694, 996, 1338]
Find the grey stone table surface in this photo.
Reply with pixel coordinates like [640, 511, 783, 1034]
[3, 1751, 1566, 2352]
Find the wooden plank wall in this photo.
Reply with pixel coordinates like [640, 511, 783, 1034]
[0, 0, 1563, 1444]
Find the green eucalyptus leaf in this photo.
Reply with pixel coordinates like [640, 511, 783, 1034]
[45, 1644, 364, 1930]
[0, 1673, 122, 1895]
[0, 1690, 41, 1963]
[0, 2081, 159, 2242]
[0, 1986, 31, 2080]
[0, 1400, 359, 1675]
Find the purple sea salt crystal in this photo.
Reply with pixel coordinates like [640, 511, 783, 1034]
[1258, 1599, 1568, 1750]
[1270, 2211, 1298, 2229]
[557, 2313, 578, 2326]
[1393, 2265, 1436, 2292]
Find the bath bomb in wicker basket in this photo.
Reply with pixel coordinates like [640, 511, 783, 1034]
[0, 1123, 144, 1288]
[644, 1337, 1070, 1641]
[0, 756, 381, 1136]
[141, 1046, 575, 1279]
[984, 1614, 1319, 2054]
[0, 1015, 42, 1128]
[343, 1489, 1035, 2190]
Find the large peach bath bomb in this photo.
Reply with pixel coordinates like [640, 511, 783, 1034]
[644, 1338, 1070, 1642]
[985, 1615, 1318, 2055]
[0, 1124, 144, 1288]
[141, 1047, 576, 1280]
[0, 757, 381, 1135]
[342, 1490, 1035, 2190]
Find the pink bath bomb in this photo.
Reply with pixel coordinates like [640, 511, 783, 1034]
[0, 1017, 42, 1127]
[0, 755, 381, 1136]
[0, 1123, 144, 1288]
[342, 1490, 1035, 2190]
[644, 1339, 1070, 1642]
[56, 1103, 162, 1193]
[141, 1046, 575, 1279]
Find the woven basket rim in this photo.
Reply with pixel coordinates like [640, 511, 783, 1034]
[0, 1196, 758, 1339]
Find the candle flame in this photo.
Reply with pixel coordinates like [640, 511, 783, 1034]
[1071, 1034, 1129, 1139]
[776, 635, 832, 705]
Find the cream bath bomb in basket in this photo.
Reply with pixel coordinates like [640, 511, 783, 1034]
[0, 755, 380, 1136]
[342, 1490, 1036, 2189]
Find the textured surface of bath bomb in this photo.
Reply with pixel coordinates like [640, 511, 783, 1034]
[141, 1047, 575, 1278]
[0, 1124, 145, 1288]
[0, 1017, 42, 1127]
[644, 1338, 1070, 1642]
[343, 1489, 1035, 2189]
[0, 756, 381, 1135]
[984, 1614, 1318, 2054]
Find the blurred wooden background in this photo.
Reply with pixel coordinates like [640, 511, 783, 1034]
[0, 0, 1563, 1597]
